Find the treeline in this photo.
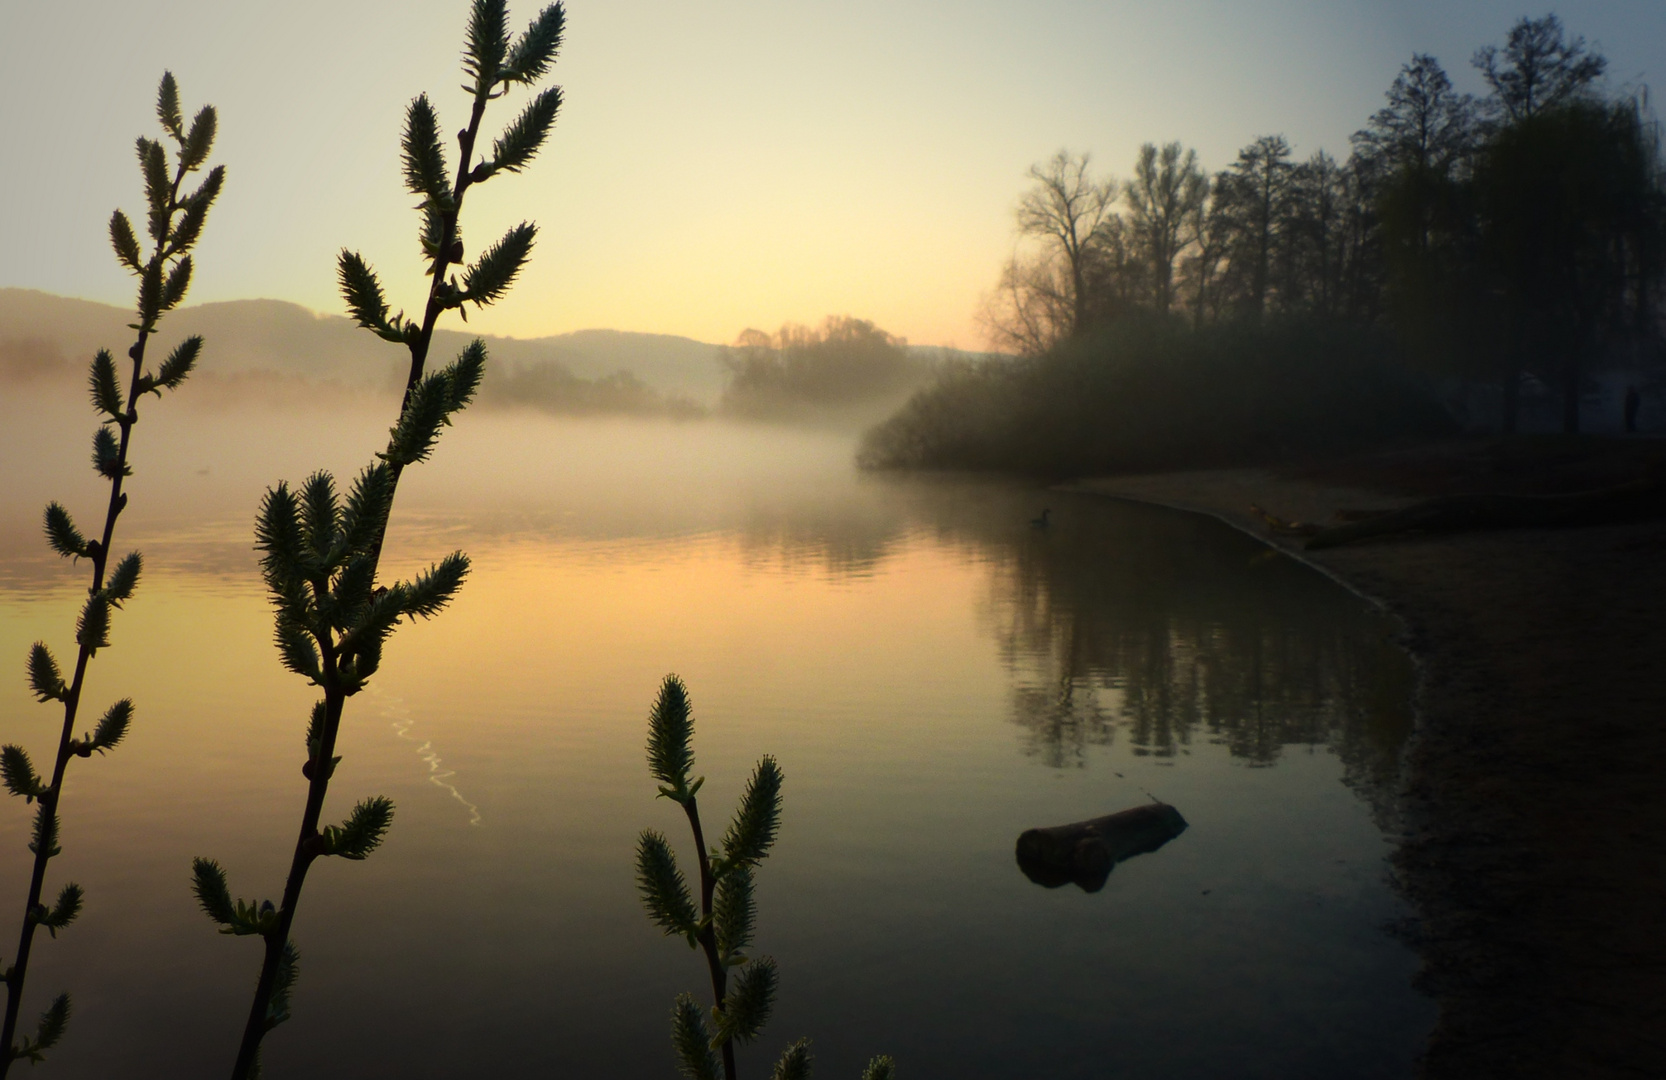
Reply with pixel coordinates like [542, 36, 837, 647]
[868, 15, 1665, 473]
[717, 316, 938, 423]
[480, 360, 705, 417]
[859, 320, 1455, 474]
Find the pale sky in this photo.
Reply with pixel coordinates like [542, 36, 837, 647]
[3, 1, 1665, 348]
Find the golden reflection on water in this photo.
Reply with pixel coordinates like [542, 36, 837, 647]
[0, 407, 1430, 1079]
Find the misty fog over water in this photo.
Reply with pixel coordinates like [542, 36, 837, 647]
[0, 401, 1431, 1077]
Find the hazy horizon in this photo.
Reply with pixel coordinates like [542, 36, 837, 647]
[0, 288, 975, 428]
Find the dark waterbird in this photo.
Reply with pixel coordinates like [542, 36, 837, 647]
[1016, 802, 1189, 893]
[1029, 508, 1052, 528]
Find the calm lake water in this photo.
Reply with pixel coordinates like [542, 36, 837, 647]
[0, 400, 1433, 1078]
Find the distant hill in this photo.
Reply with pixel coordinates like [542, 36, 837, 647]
[1, 289, 1004, 423]
[0, 289, 727, 410]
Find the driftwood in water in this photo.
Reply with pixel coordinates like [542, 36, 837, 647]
[1015, 802, 1188, 893]
[1303, 478, 1666, 549]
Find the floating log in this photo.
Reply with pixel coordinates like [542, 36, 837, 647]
[1015, 802, 1188, 893]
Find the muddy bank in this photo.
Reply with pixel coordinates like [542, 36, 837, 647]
[1073, 447, 1666, 1079]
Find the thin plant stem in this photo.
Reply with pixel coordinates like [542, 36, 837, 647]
[219, 4, 565, 1069]
[2, 78, 219, 1070]
[226, 101, 489, 1075]
[681, 797, 738, 1080]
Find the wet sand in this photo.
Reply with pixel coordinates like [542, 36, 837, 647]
[1073, 450, 1666, 1079]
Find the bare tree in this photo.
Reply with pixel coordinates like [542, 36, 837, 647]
[1473, 14, 1606, 124]
[985, 150, 1119, 352]
[1353, 54, 1476, 179]
[1082, 213, 1144, 325]
[1333, 157, 1385, 323]
[1354, 55, 1484, 377]
[981, 253, 1076, 355]
[1283, 150, 1349, 316]
[1180, 186, 1230, 327]
[1124, 142, 1208, 316]
[1211, 135, 1295, 319]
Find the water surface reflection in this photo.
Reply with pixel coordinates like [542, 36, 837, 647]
[722, 477, 1412, 816]
[0, 408, 1429, 1079]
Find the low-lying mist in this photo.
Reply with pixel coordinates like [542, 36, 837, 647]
[0, 384, 880, 594]
[0, 290, 720, 417]
[2, 290, 979, 433]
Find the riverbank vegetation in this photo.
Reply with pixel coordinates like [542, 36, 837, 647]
[863, 14, 1666, 474]
[860, 319, 1454, 474]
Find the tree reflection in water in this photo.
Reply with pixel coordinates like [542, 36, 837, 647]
[717, 475, 1413, 820]
[0, 448, 1413, 821]
[975, 495, 1413, 817]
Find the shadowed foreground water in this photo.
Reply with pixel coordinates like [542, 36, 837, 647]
[0, 406, 1433, 1078]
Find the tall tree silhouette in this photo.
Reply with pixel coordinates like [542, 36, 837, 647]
[1477, 97, 1664, 432]
[1355, 54, 1485, 380]
[1212, 135, 1295, 319]
[1356, 54, 1477, 182]
[984, 151, 1118, 353]
[1124, 142, 1208, 317]
[1279, 152, 1341, 315]
[1470, 17, 1665, 431]
[1474, 14, 1607, 124]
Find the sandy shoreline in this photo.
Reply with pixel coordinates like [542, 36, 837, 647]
[1071, 465, 1666, 1079]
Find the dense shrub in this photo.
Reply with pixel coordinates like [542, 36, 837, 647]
[857, 319, 1457, 475]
